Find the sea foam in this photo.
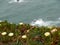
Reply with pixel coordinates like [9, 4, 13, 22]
[8, 0, 24, 3]
[30, 18, 60, 26]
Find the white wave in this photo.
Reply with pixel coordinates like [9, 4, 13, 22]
[58, 17, 60, 20]
[8, 0, 24, 3]
[30, 19, 60, 26]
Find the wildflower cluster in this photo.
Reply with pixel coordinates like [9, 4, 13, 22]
[0, 20, 60, 45]
[1, 32, 14, 36]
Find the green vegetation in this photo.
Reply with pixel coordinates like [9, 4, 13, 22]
[0, 20, 60, 45]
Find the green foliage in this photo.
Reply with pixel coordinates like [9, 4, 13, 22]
[0, 20, 60, 45]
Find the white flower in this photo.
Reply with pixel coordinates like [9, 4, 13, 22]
[27, 30, 29, 33]
[44, 32, 50, 36]
[22, 35, 27, 39]
[8, 33, 14, 37]
[19, 22, 24, 25]
[51, 28, 57, 33]
[1, 32, 7, 36]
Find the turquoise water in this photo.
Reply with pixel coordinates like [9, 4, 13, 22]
[0, 0, 60, 26]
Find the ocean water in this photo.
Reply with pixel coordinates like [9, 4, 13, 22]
[0, 0, 60, 26]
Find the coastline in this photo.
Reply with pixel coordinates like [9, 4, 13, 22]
[0, 20, 60, 45]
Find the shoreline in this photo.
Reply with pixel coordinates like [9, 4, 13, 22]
[0, 20, 60, 45]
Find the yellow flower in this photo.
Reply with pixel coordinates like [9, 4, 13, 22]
[44, 32, 50, 36]
[22, 35, 27, 39]
[1, 32, 7, 36]
[51, 28, 57, 33]
[19, 22, 24, 25]
[8, 33, 14, 37]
